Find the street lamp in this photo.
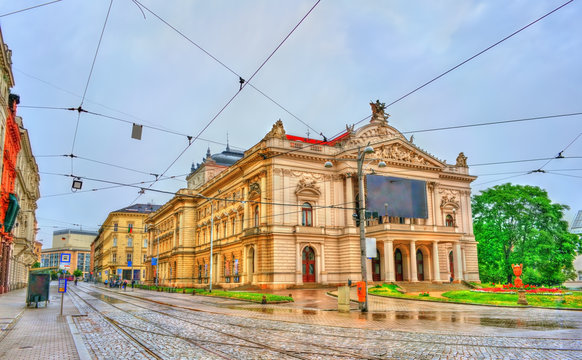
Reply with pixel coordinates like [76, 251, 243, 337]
[197, 194, 214, 292]
[325, 144, 385, 312]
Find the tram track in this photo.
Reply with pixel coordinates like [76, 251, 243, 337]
[76, 284, 582, 355]
[70, 285, 383, 359]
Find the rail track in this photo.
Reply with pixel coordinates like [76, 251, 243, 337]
[70, 285, 384, 359]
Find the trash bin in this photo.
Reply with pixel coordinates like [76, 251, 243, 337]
[26, 273, 50, 308]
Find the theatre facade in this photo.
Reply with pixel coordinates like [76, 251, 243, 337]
[145, 103, 480, 289]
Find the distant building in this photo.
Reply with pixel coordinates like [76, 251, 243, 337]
[92, 204, 160, 283]
[40, 229, 98, 278]
[565, 211, 582, 289]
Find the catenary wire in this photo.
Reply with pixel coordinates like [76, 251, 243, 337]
[130, 0, 321, 205]
[70, 0, 114, 170]
[0, 0, 62, 18]
[131, 0, 325, 138]
[538, 132, 582, 171]
[327, 0, 575, 140]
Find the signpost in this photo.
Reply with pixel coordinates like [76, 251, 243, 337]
[58, 277, 67, 316]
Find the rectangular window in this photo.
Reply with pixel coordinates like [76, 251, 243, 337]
[114, 223, 118, 232]
[127, 238, 133, 247]
[112, 253, 117, 263]
[232, 218, 236, 235]
[127, 253, 132, 263]
[143, 238, 147, 248]
[113, 237, 117, 247]
[143, 254, 147, 263]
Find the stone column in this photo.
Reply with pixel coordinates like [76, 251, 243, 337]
[454, 242, 463, 281]
[345, 175, 353, 225]
[384, 240, 395, 282]
[409, 241, 417, 282]
[296, 243, 302, 284]
[260, 175, 267, 225]
[432, 241, 441, 283]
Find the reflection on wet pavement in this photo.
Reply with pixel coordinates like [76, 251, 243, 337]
[87, 292, 125, 304]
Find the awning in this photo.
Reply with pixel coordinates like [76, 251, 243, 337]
[4, 193, 20, 232]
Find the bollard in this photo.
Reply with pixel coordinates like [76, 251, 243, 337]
[338, 285, 351, 313]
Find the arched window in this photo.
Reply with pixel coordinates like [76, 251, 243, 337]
[301, 202, 313, 226]
[445, 214, 454, 227]
[254, 206, 259, 227]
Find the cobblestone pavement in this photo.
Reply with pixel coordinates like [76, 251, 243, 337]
[68, 283, 582, 359]
[0, 284, 81, 360]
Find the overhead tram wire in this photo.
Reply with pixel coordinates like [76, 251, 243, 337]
[536, 132, 582, 171]
[0, 0, 62, 18]
[20, 105, 246, 150]
[69, 0, 114, 174]
[265, 111, 582, 161]
[326, 0, 575, 141]
[131, 0, 324, 138]
[130, 0, 322, 205]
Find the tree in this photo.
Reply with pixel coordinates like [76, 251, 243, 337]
[472, 183, 581, 286]
[73, 269, 83, 278]
[31, 262, 40, 268]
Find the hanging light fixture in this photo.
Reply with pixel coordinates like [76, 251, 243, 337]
[72, 177, 83, 191]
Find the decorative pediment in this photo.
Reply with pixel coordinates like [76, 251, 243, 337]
[439, 189, 460, 208]
[248, 182, 261, 198]
[378, 143, 439, 167]
[295, 178, 321, 197]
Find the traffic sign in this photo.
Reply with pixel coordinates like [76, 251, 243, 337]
[58, 278, 67, 293]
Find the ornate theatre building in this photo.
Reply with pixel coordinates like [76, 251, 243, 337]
[145, 103, 480, 289]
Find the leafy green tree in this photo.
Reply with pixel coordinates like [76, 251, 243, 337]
[73, 269, 83, 278]
[31, 262, 41, 268]
[472, 183, 580, 286]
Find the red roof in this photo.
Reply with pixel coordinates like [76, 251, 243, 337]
[286, 131, 349, 146]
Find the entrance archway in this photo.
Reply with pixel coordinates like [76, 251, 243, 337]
[302, 246, 316, 283]
[372, 250, 381, 281]
[394, 249, 403, 281]
[416, 249, 424, 281]
[449, 250, 454, 281]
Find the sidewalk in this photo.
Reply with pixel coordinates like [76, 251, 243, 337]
[0, 282, 90, 360]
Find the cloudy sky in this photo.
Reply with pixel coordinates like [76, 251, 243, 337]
[1, 0, 580, 248]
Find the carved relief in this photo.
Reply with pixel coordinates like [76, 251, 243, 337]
[249, 182, 261, 197]
[263, 119, 286, 140]
[295, 178, 321, 196]
[380, 143, 430, 165]
[439, 189, 460, 208]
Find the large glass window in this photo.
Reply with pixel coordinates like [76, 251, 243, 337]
[445, 214, 454, 227]
[302, 202, 313, 226]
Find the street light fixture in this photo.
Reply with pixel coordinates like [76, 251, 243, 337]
[325, 144, 382, 312]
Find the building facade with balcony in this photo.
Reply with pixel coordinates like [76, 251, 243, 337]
[92, 204, 160, 283]
[8, 115, 40, 289]
[145, 103, 480, 289]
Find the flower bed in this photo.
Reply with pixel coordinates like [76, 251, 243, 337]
[472, 284, 570, 296]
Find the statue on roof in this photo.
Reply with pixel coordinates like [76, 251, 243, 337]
[263, 119, 286, 140]
[456, 152, 468, 167]
[370, 99, 389, 123]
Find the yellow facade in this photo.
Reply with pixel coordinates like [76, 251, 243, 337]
[146, 106, 480, 289]
[92, 204, 159, 283]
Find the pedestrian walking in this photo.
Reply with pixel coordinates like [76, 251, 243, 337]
[131, 279, 135, 289]
[123, 280, 127, 290]
[74, 278, 78, 286]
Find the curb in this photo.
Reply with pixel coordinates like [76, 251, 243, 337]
[66, 315, 93, 360]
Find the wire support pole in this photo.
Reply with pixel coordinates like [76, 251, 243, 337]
[209, 202, 214, 293]
[357, 147, 368, 313]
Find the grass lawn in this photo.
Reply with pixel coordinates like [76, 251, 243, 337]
[135, 285, 293, 303]
[368, 283, 582, 309]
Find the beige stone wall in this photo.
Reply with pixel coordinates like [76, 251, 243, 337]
[144, 116, 480, 289]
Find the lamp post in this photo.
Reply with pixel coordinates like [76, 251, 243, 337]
[155, 228, 159, 287]
[197, 194, 214, 292]
[325, 145, 385, 313]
